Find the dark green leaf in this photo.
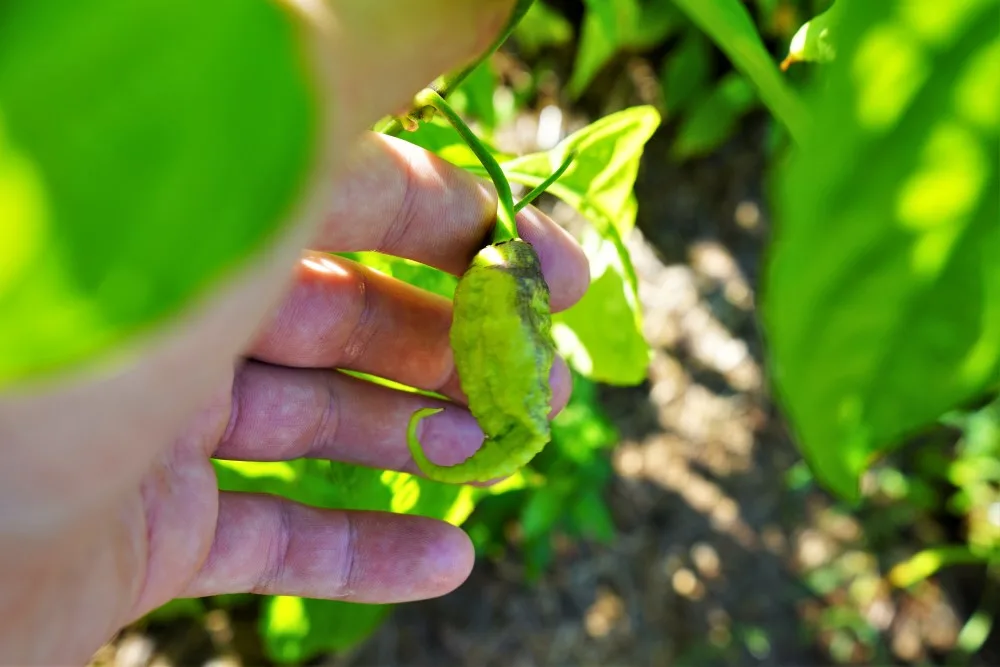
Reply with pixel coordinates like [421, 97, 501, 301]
[451, 58, 498, 130]
[661, 31, 714, 113]
[671, 0, 810, 142]
[672, 72, 756, 159]
[570, 489, 616, 543]
[0, 0, 317, 385]
[513, 1, 574, 56]
[763, 0, 1000, 500]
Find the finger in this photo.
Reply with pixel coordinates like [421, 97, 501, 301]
[182, 492, 473, 602]
[314, 133, 591, 310]
[215, 360, 572, 475]
[249, 251, 573, 401]
[319, 0, 515, 133]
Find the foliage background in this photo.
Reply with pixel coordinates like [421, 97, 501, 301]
[84, 0, 998, 665]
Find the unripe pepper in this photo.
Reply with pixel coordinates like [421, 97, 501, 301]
[407, 239, 555, 483]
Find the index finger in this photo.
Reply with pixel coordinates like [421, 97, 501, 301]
[313, 132, 590, 311]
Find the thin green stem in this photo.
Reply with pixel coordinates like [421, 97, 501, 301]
[513, 150, 575, 213]
[415, 88, 518, 243]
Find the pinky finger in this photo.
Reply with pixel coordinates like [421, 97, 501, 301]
[182, 492, 474, 603]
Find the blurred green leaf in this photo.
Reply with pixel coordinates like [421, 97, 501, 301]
[513, 1, 574, 56]
[451, 58, 498, 130]
[521, 481, 572, 540]
[341, 251, 458, 300]
[569, 489, 616, 543]
[661, 31, 714, 113]
[888, 545, 983, 588]
[672, 72, 756, 158]
[0, 0, 317, 385]
[262, 595, 391, 663]
[569, 0, 681, 98]
[671, 0, 810, 142]
[763, 0, 1000, 500]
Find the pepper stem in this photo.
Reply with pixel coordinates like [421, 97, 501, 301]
[513, 150, 576, 213]
[414, 88, 518, 243]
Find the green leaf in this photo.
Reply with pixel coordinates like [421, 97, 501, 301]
[513, 1, 574, 57]
[0, 0, 317, 385]
[450, 58, 498, 130]
[568, 0, 681, 98]
[569, 489, 616, 543]
[672, 72, 756, 159]
[661, 30, 714, 113]
[261, 595, 390, 663]
[502, 107, 659, 386]
[503, 105, 661, 238]
[340, 252, 458, 300]
[553, 230, 651, 385]
[763, 0, 1000, 500]
[671, 0, 810, 142]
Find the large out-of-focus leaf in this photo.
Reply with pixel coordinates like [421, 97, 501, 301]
[672, 72, 756, 159]
[763, 0, 1000, 500]
[0, 0, 317, 385]
[671, 0, 810, 142]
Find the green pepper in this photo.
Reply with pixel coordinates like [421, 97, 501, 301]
[407, 239, 555, 483]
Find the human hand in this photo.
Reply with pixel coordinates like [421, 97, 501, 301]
[0, 1, 589, 663]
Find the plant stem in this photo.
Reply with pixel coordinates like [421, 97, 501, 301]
[514, 150, 575, 213]
[380, 0, 536, 137]
[414, 88, 518, 243]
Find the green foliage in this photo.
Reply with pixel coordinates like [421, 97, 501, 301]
[672, 71, 756, 159]
[763, 0, 1000, 500]
[670, 0, 810, 142]
[513, 1, 574, 57]
[503, 106, 660, 384]
[568, 0, 681, 98]
[0, 0, 317, 385]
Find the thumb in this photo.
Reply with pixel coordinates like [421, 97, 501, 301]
[294, 0, 516, 137]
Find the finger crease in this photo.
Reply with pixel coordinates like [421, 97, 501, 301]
[339, 267, 378, 367]
[378, 151, 420, 255]
[254, 500, 292, 595]
[338, 514, 361, 599]
[308, 373, 342, 457]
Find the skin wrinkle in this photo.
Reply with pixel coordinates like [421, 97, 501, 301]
[252, 496, 293, 596]
[338, 264, 379, 368]
[308, 370, 343, 460]
[341, 512, 361, 598]
[379, 144, 423, 256]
